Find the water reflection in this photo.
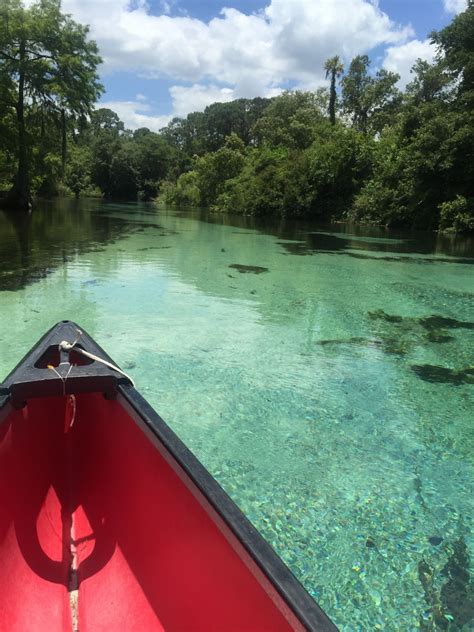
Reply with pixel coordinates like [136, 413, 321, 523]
[1, 201, 473, 295]
[0, 199, 155, 291]
[197, 210, 474, 259]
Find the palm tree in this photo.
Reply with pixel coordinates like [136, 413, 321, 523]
[324, 56, 344, 125]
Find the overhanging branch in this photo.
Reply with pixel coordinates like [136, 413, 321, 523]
[0, 49, 18, 62]
[24, 49, 56, 62]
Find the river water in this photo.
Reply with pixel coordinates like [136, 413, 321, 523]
[0, 199, 473, 630]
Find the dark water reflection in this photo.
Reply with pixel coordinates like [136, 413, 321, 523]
[199, 210, 474, 260]
[1, 200, 473, 294]
[0, 199, 158, 291]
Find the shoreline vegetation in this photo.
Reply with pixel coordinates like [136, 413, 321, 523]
[0, 1, 473, 233]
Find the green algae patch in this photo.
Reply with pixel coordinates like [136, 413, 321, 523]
[418, 537, 474, 630]
[367, 310, 474, 352]
[315, 336, 408, 355]
[229, 264, 269, 274]
[411, 365, 474, 385]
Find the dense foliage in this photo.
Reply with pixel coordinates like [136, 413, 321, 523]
[162, 3, 473, 233]
[0, 1, 472, 232]
[0, 0, 102, 209]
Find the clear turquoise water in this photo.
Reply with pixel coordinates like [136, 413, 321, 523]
[1, 200, 473, 630]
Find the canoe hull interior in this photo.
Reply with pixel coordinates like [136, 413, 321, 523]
[0, 392, 304, 632]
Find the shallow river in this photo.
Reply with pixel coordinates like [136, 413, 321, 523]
[0, 199, 473, 630]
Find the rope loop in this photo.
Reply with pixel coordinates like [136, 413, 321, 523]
[56, 328, 135, 387]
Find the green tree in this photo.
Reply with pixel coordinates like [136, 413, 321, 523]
[431, 0, 474, 102]
[341, 55, 401, 134]
[0, 0, 102, 210]
[88, 108, 124, 197]
[203, 99, 273, 150]
[405, 59, 451, 106]
[160, 98, 273, 160]
[324, 56, 344, 125]
[352, 6, 474, 231]
[252, 91, 325, 149]
[133, 128, 176, 199]
[307, 122, 372, 214]
[0, 106, 16, 190]
[194, 133, 246, 206]
[90, 108, 125, 135]
[65, 145, 92, 198]
[109, 144, 140, 200]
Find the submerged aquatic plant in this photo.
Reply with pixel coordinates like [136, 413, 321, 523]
[440, 538, 474, 628]
[315, 311, 473, 363]
[419, 316, 474, 332]
[229, 264, 269, 274]
[418, 536, 474, 630]
[419, 559, 447, 630]
[411, 365, 474, 385]
[368, 309, 404, 324]
[314, 335, 408, 355]
[367, 310, 474, 379]
[368, 310, 474, 337]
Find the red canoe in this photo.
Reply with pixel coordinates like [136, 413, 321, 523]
[0, 321, 336, 631]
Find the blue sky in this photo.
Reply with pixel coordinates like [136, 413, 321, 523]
[53, 0, 467, 130]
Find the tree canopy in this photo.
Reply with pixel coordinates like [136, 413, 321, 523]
[0, 0, 102, 209]
[162, 3, 473, 233]
[0, 1, 472, 233]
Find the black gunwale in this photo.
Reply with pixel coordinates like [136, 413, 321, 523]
[119, 383, 337, 631]
[0, 321, 338, 631]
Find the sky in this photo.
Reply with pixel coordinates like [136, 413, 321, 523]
[50, 0, 468, 131]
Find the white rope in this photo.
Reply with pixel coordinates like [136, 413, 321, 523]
[46, 329, 134, 431]
[47, 362, 76, 429]
[47, 362, 73, 395]
[59, 337, 135, 387]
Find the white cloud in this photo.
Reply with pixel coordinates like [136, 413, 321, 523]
[169, 82, 284, 117]
[169, 84, 235, 117]
[59, 0, 413, 87]
[443, 0, 467, 14]
[383, 39, 436, 88]
[264, 0, 413, 75]
[99, 99, 172, 132]
[30, 0, 419, 127]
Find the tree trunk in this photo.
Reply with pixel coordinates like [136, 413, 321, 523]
[61, 108, 67, 177]
[7, 40, 31, 212]
[329, 72, 336, 125]
[41, 107, 45, 140]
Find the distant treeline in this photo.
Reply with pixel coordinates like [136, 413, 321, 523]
[160, 3, 474, 233]
[0, 0, 472, 232]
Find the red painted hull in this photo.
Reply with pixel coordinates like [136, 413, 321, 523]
[0, 393, 303, 631]
[0, 322, 336, 631]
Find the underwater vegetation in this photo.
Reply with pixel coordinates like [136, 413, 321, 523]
[419, 536, 474, 630]
[418, 316, 474, 331]
[316, 311, 474, 358]
[229, 264, 269, 274]
[411, 365, 474, 385]
[367, 310, 474, 344]
[314, 335, 406, 355]
[316, 336, 382, 347]
[315, 311, 474, 387]
[367, 311, 474, 381]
